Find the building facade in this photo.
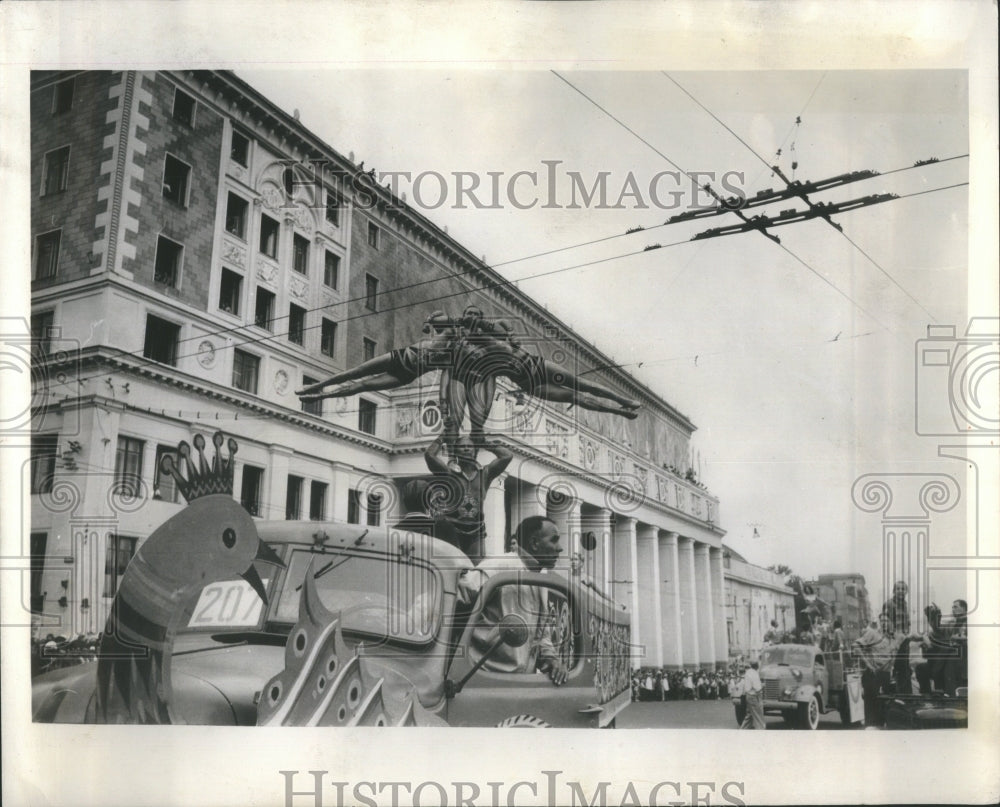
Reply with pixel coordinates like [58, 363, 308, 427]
[811, 573, 871, 643]
[27, 70, 727, 670]
[722, 547, 796, 660]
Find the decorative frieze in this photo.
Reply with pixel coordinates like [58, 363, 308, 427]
[221, 238, 246, 267]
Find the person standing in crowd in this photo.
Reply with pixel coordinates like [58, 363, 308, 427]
[659, 670, 669, 702]
[682, 670, 696, 700]
[854, 614, 895, 728]
[829, 617, 847, 652]
[739, 660, 766, 730]
[881, 580, 911, 637]
[763, 619, 781, 645]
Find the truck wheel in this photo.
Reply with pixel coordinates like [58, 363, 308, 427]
[496, 714, 551, 728]
[797, 695, 821, 730]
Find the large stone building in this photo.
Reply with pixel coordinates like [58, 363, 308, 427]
[722, 546, 796, 660]
[27, 70, 726, 669]
[811, 573, 871, 643]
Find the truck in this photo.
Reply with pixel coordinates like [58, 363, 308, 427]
[32, 519, 632, 728]
[753, 643, 865, 729]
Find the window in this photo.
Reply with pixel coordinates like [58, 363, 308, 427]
[325, 191, 340, 226]
[363, 337, 377, 362]
[293, 233, 309, 275]
[240, 465, 264, 517]
[259, 214, 279, 258]
[172, 88, 195, 126]
[230, 130, 250, 167]
[288, 304, 305, 346]
[365, 274, 378, 311]
[347, 488, 361, 524]
[254, 287, 275, 331]
[358, 398, 377, 435]
[162, 155, 191, 206]
[30, 433, 58, 494]
[103, 534, 137, 597]
[30, 532, 47, 614]
[366, 493, 382, 527]
[31, 310, 55, 358]
[321, 319, 336, 357]
[323, 250, 340, 289]
[42, 146, 70, 196]
[283, 166, 295, 197]
[218, 268, 242, 315]
[301, 375, 322, 416]
[309, 481, 327, 520]
[285, 475, 303, 520]
[232, 349, 260, 393]
[52, 78, 74, 115]
[367, 221, 380, 249]
[153, 445, 180, 503]
[225, 193, 248, 238]
[34, 230, 60, 279]
[143, 314, 180, 366]
[154, 235, 183, 287]
[114, 436, 144, 498]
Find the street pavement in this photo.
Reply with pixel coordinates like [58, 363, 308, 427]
[617, 698, 858, 730]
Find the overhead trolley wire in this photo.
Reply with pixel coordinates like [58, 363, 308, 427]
[550, 70, 893, 330]
[662, 71, 956, 322]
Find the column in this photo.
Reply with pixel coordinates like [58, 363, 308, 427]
[694, 543, 716, 671]
[329, 463, 353, 523]
[547, 490, 582, 569]
[482, 472, 508, 558]
[678, 536, 700, 669]
[658, 531, 684, 670]
[611, 516, 638, 666]
[510, 479, 548, 531]
[581, 506, 613, 595]
[267, 444, 293, 520]
[635, 524, 663, 667]
[710, 547, 728, 669]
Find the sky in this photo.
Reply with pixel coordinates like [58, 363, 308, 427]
[238, 68, 974, 604]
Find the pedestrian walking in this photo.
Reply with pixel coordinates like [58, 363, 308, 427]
[739, 660, 766, 730]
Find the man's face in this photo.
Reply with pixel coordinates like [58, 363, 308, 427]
[952, 600, 967, 616]
[454, 440, 477, 464]
[526, 521, 562, 569]
[894, 582, 908, 600]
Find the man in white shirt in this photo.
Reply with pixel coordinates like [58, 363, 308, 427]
[456, 516, 568, 685]
[740, 660, 766, 729]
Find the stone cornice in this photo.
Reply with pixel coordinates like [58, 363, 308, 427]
[176, 69, 697, 434]
[53, 348, 392, 453]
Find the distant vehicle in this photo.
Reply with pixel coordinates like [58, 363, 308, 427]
[751, 643, 865, 729]
[32, 520, 631, 728]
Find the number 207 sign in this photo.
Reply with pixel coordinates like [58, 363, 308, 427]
[187, 579, 270, 628]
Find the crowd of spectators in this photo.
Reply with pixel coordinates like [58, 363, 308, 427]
[30, 632, 100, 677]
[630, 662, 749, 703]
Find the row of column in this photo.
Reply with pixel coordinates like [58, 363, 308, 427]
[484, 473, 727, 671]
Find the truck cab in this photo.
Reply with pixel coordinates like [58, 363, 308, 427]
[33, 518, 632, 728]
